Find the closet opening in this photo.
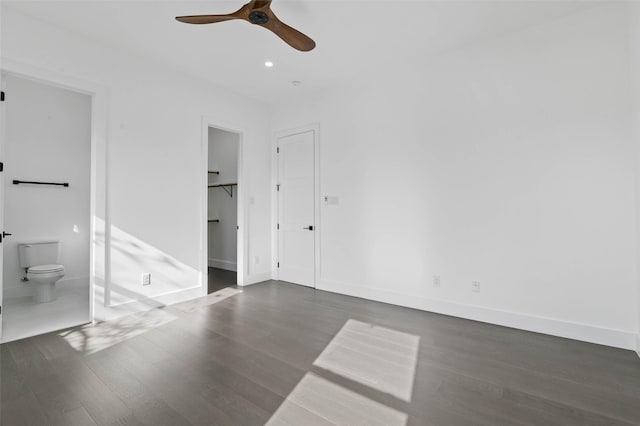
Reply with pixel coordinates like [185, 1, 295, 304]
[206, 127, 240, 293]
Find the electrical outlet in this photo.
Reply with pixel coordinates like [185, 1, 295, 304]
[472, 281, 480, 292]
[142, 273, 151, 286]
[433, 275, 441, 287]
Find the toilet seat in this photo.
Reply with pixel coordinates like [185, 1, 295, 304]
[28, 264, 64, 274]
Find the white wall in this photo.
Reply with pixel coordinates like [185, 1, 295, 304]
[1, 7, 272, 320]
[272, 4, 638, 349]
[631, 2, 640, 355]
[2, 74, 91, 298]
[208, 127, 239, 271]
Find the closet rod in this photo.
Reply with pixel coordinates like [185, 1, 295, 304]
[13, 180, 69, 187]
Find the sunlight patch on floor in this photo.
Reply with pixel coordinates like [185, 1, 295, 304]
[265, 372, 408, 426]
[266, 319, 419, 425]
[172, 287, 242, 313]
[313, 319, 420, 402]
[59, 308, 177, 354]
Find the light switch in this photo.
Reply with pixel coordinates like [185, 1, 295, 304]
[324, 196, 339, 205]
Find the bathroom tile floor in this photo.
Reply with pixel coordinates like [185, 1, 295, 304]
[1, 286, 90, 343]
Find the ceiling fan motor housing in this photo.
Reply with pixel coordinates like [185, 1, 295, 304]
[249, 10, 269, 25]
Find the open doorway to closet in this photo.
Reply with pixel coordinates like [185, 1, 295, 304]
[207, 127, 240, 293]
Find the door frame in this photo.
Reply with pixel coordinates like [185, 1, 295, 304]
[0, 58, 108, 333]
[0, 71, 6, 339]
[200, 117, 246, 290]
[272, 124, 320, 287]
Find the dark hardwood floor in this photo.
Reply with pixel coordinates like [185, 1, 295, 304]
[207, 267, 237, 294]
[2, 280, 639, 425]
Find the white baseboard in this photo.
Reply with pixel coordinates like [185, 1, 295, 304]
[96, 285, 203, 322]
[243, 271, 272, 286]
[636, 334, 640, 359]
[208, 258, 237, 272]
[316, 279, 637, 351]
[4, 276, 88, 300]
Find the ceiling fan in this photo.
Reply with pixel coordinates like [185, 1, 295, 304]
[176, 0, 316, 52]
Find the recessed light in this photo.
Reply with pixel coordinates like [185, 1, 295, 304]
[265, 61, 274, 68]
[291, 80, 302, 86]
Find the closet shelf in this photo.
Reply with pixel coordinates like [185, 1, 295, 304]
[207, 182, 237, 188]
[208, 182, 237, 198]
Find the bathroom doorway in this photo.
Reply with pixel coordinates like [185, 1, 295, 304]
[0, 73, 92, 342]
[206, 127, 240, 293]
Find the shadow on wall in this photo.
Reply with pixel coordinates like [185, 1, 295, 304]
[94, 218, 201, 315]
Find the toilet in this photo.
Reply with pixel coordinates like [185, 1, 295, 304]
[18, 241, 65, 303]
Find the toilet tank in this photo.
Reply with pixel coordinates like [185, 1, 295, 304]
[18, 241, 61, 268]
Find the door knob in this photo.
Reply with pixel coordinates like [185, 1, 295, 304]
[0, 231, 11, 243]
[303, 226, 314, 231]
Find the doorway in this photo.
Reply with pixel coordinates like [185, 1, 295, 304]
[0, 73, 92, 342]
[207, 127, 240, 293]
[276, 127, 319, 288]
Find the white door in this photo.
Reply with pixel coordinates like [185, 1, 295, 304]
[0, 75, 6, 339]
[277, 130, 315, 287]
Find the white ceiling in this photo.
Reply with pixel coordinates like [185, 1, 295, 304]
[3, 0, 597, 105]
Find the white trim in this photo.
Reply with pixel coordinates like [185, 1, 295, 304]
[317, 279, 637, 350]
[107, 285, 201, 308]
[201, 118, 245, 288]
[0, 67, 6, 340]
[243, 271, 272, 286]
[0, 57, 108, 330]
[208, 258, 238, 272]
[636, 334, 640, 358]
[97, 285, 202, 322]
[272, 123, 320, 287]
[271, 127, 279, 279]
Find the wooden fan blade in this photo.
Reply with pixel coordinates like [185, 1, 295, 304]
[176, 2, 252, 25]
[175, 14, 239, 24]
[176, 1, 315, 52]
[262, 10, 316, 52]
[253, 0, 273, 9]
